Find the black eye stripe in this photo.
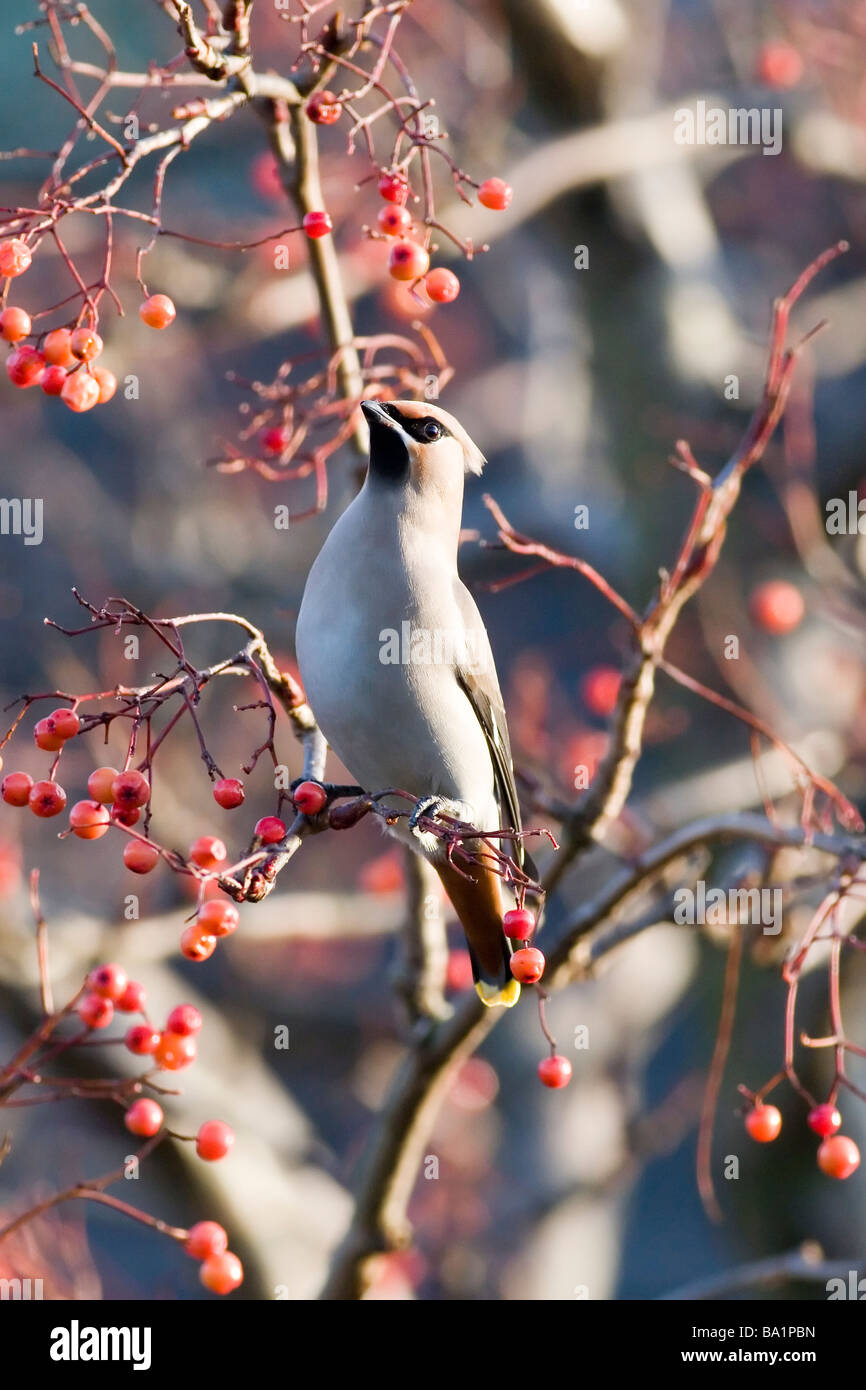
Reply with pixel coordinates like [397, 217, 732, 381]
[383, 406, 449, 444]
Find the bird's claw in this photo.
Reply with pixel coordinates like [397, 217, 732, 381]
[409, 794, 469, 831]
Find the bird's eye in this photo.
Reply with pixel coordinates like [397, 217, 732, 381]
[422, 420, 442, 441]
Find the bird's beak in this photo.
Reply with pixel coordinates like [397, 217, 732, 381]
[361, 399, 395, 429]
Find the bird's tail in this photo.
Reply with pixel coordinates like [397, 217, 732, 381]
[436, 859, 520, 1008]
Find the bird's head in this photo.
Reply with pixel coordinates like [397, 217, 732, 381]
[360, 399, 486, 495]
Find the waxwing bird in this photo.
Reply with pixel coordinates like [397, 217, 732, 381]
[296, 399, 533, 1007]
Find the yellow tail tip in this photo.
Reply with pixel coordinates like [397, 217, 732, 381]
[475, 977, 521, 1008]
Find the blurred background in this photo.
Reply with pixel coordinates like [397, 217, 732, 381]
[1, 0, 866, 1300]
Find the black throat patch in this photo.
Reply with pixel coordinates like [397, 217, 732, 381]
[367, 404, 410, 484]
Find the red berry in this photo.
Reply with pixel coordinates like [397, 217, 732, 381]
[124, 1098, 163, 1137]
[293, 781, 327, 815]
[62, 370, 100, 413]
[125, 1024, 160, 1055]
[28, 780, 66, 818]
[378, 172, 409, 204]
[154, 1030, 197, 1071]
[49, 708, 79, 740]
[41, 365, 68, 396]
[377, 205, 412, 237]
[200, 1251, 243, 1295]
[88, 766, 119, 804]
[198, 899, 239, 937]
[305, 90, 341, 125]
[87, 963, 128, 1001]
[478, 177, 512, 211]
[180, 924, 217, 962]
[185, 1221, 228, 1261]
[117, 980, 147, 1012]
[750, 580, 804, 635]
[510, 946, 545, 984]
[70, 327, 102, 362]
[139, 293, 176, 330]
[123, 840, 160, 874]
[196, 1120, 234, 1162]
[255, 816, 285, 844]
[807, 1103, 842, 1138]
[756, 41, 804, 89]
[0, 306, 31, 342]
[189, 835, 227, 871]
[745, 1103, 782, 1142]
[261, 426, 289, 456]
[34, 718, 65, 752]
[303, 210, 333, 239]
[93, 365, 116, 404]
[112, 770, 150, 807]
[70, 800, 111, 841]
[581, 666, 621, 718]
[213, 778, 244, 810]
[2, 771, 33, 807]
[6, 345, 45, 387]
[77, 993, 114, 1029]
[817, 1134, 860, 1179]
[112, 804, 140, 827]
[503, 907, 536, 940]
[425, 268, 460, 303]
[0, 239, 32, 278]
[388, 240, 429, 282]
[166, 1003, 202, 1037]
[43, 328, 76, 367]
[538, 1054, 572, 1088]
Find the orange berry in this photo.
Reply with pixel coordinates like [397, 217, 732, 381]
[745, 1104, 782, 1143]
[43, 328, 76, 367]
[425, 268, 460, 303]
[0, 239, 32, 278]
[180, 924, 217, 962]
[0, 306, 31, 342]
[61, 371, 100, 413]
[88, 766, 119, 804]
[139, 294, 176, 329]
[123, 840, 160, 874]
[93, 366, 116, 403]
[2, 771, 33, 807]
[388, 240, 429, 281]
[70, 800, 111, 841]
[817, 1134, 860, 1179]
[200, 1251, 243, 1294]
[198, 899, 239, 937]
[70, 327, 103, 362]
[154, 1030, 197, 1071]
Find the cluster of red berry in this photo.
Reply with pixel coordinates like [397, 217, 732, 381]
[299, 92, 513, 305]
[1, 721, 340, 972]
[502, 906, 573, 1091]
[22, 949, 244, 1294]
[124, 1094, 241, 1294]
[745, 1100, 861, 1179]
[1, 237, 174, 413]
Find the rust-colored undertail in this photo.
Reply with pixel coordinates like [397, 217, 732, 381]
[435, 858, 520, 1008]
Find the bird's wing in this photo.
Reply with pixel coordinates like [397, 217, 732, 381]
[452, 579, 530, 872]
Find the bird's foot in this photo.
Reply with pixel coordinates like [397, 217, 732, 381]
[409, 794, 475, 853]
[409, 794, 474, 831]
